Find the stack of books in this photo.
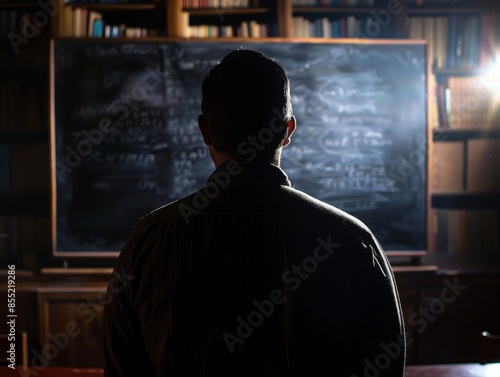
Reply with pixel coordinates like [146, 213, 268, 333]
[432, 209, 499, 255]
[407, 14, 496, 69]
[293, 15, 393, 38]
[182, 0, 256, 7]
[58, 7, 156, 37]
[183, 17, 275, 37]
[292, 0, 375, 5]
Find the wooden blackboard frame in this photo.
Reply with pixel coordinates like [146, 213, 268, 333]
[50, 37, 430, 258]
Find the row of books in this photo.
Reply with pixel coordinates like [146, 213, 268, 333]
[436, 77, 496, 129]
[292, 0, 375, 5]
[182, 0, 259, 7]
[63, 0, 157, 3]
[432, 139, 500, 192]
[0, 144, 49, 192]
[0, 81, 44, 132]
[57, 7, 158, 37]
[431, 209, 499, 255]
[293, 15, 393, 38]
[184, 21, 277, 38]
[0, 10, 49, 66]
[181, 12, 277, 37]
[0, 0, 34, 2]
[407, 15, 496, 69]
[432, 142, 463, 192]
[409, 0, 495, 6]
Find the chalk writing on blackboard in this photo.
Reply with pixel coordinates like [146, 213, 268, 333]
[53, 40, 427, 254]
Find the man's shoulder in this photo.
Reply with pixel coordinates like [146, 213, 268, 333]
[133, 183, 373, 241]
[282, 185, 372, 235]
[136, 192, 197, 227]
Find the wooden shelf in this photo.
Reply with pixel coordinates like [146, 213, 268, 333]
[0, 2, 37, 9]
[433, 128, 500, 142]
[293, 6, 389, 15]
[432, 191, 500, 209]
[0, 131, 48, 143]
[408, 6, 499, 16]
[184, 7, 269, 16]
[0, 66, 47, 85]
[0, 191, 50, 216]
[433, 68, 491, 78]
[64, 3, 162, 11]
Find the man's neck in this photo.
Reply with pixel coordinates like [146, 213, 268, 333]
[210, 146, 282, 169]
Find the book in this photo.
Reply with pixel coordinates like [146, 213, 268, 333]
[93, 18, 105, 38]
[467, 139, 500, 192]
[407, 14, 493, 69]
[432, 209, 499, 255]
[448, 77, 494, 129]
[88, 11, 102, 38]
[432, 142, 464, 192]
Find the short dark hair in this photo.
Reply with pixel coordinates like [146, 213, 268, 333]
[201, 49, 293, 159]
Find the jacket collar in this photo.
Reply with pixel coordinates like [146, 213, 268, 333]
[207, 160, 291, 187]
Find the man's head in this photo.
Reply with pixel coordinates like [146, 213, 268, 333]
[198, 49, 295, 166]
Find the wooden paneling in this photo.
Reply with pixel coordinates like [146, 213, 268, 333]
[37, 287, 107, 368]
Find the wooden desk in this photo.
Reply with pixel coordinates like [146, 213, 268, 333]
[404, 363, 500, 377]
[1, 364, 500, 376]
[1, 366, 103, 376]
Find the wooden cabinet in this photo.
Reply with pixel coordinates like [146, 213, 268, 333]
[0, 2, 51, 270]
[394, 262, 500, 365]
[37, 287, 107, 368]
[1, 0, 499, 367]
[2, 267, 499, 368]
[0, 271, 109, 368]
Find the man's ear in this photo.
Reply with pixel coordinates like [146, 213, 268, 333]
[281, 116, 296, 147]
[198, 114, 212, 146]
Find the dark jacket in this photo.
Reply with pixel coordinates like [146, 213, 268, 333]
[104, 161, 405, 377]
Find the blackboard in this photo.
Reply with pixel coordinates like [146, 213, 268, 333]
[51, 39, 428, 256]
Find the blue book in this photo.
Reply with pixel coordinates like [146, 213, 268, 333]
[445, 15, 459, 68]
[268, 23, 278, 37]
[332, 20, 340, 38]
[468, 16, 479, 68]
[93, 19, 104, 38]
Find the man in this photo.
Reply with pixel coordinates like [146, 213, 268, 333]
[103, 49, 405, 376]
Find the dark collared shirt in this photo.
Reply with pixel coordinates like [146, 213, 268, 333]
[104, 161, 405, 377]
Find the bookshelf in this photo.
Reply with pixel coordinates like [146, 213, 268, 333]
[0, 1, 52, 269]
[52, 2, 167, 38]
[291, 1, 408, 38]
[1, 0, 499, 369]
[431, 126, 500, 255]
[0, 0, 499, 269]
[181, 1, 279, 38]
[403, 0, 500, 256]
